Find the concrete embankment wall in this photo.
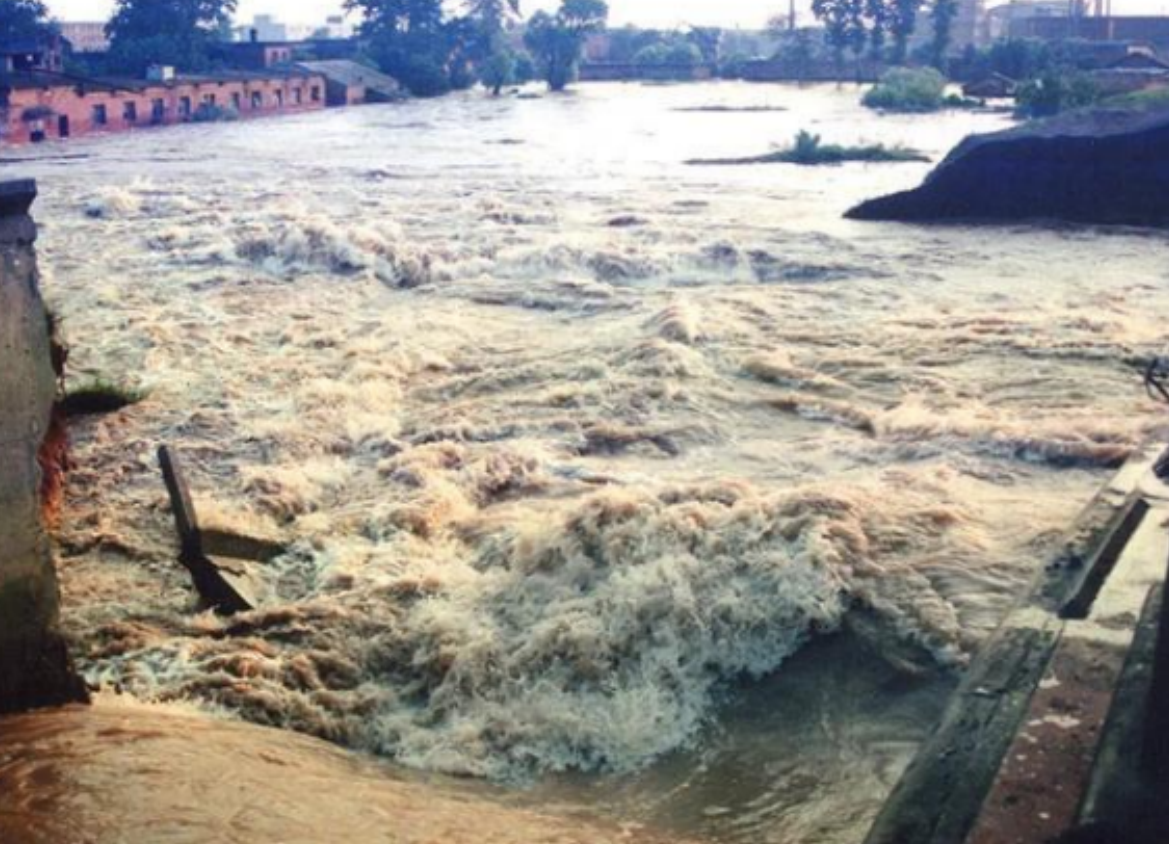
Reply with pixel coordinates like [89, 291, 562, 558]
[0, 179, 85, 713]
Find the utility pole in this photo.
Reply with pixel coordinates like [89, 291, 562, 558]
[790, 0, 797, 31]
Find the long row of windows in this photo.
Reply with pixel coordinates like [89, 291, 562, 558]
[90, 84, 322, 127]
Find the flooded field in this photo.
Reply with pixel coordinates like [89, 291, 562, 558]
[7, 81, 1169, 842]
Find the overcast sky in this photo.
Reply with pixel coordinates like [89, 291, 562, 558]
[44, 0, 1169, 30]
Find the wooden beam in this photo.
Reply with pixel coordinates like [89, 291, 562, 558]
[157, 446, 254, 616]
[864, 442, 1169, 844]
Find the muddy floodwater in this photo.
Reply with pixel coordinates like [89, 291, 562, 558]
[5, 81, 1169, 843]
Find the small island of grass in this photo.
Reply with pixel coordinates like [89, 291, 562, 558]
[687, 130, 929, 167]
[60, 378, 148, 417]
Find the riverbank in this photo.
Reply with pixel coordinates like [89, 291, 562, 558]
[0, 698, 678, 844]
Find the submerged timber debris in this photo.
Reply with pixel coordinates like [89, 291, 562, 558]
[158, 446, 286, 615]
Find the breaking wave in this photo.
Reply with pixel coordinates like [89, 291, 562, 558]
[81, 477, 982, 781]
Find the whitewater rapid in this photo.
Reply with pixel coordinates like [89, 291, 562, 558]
[9, 81, 1169, 842]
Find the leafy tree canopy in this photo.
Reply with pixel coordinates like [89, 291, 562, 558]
[0, 0, 58, 44]
[105, 0, 237, 74]
[523, 0, 608, 91]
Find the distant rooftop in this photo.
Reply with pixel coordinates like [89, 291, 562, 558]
[1, 67, 321, 93]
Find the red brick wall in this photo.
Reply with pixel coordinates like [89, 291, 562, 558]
[1, 75, 326, 145]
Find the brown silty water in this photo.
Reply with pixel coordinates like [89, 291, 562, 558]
[3, 81, 1168, 843]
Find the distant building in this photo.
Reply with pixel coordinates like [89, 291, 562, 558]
[1109, 48, 1169, 71]
[1015, 16, 1169, 50]
[0, 36, 63, 74]
[0, 67, 326, 145]
[962, 72, 1019, 97]
[1090, 45, 1169, 95]
[954, 0, 988, 49]
[323, 15, 354, 39]
[212, 39, 299, 70]
[986, 0, 1080, 42]
[296, 60, 401, 105]
[59, 22, 110, 54]
[248, 14, 287, 43]
[583, 33, 611, 62]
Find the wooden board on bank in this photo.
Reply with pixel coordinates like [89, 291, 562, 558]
[863, 440, 1169, 844]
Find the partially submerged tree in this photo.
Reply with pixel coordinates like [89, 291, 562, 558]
[523, 0, 608, 92]
[463, 0, 522, 94]
[480, 45, 516, 94]
[105, 0, 237, 75]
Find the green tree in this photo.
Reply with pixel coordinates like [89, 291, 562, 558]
[346, 0, 455, 96]
[461, 0, 521, 94]
[1015, 71, 1098, 118]
[687, 26, 722, 65]
[105, 0, 237, 75]
[522, 0, 608, 92]
[928, 0, 957, 70]
[514, 49, 536, 82]
[605, 26, 661, 63]
[783, 27, 817, 86]
[812, 0, 865, 82]
[888, 0, 921, 65]
[633, 39, 701, 68]
[464, 0, 519, 38]
[0, 0, 58, 43]
[864, 0, 890, 61]
[481, 46, 516, 94]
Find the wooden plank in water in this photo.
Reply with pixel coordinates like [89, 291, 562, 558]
[158, 446, 256, 616]
[1058, 497, 1149, 620]
[863, 443, 1168, 844]
[1079, 586, 1166, 830]
[968, 509, 1169, 843]
[159, 445, 202, 558]
[863, 615, 1063, 844]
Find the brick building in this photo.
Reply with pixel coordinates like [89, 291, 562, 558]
[212, 40, 299, 70]
[296, 60, 401, 106]
[0, 68, 326, 145]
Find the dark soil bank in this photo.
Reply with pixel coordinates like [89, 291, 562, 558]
[847, 107, 1169, 225]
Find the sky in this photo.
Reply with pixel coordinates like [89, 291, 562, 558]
[43, 0, 1169, 30]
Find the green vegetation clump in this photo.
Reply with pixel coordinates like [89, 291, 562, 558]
[863, 67, 948, 112]
[60, 378, 148, 417]
[1099, 86, 1169, 112]
[633, 40, 703, 68]
[688, 130, 929, 166]
[1015, 72, 1099, 118]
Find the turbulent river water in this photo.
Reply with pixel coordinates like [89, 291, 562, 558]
[6, 81, 1169, 843]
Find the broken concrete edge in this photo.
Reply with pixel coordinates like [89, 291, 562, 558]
[0, 180, 37, 219]
[0, 177, 89, 714]
[862, 441, 1169, 844]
